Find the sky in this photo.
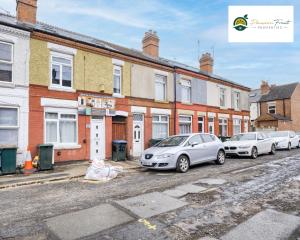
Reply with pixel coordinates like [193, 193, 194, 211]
[0, 0, 299, 89]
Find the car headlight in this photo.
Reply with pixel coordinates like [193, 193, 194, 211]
[156, 153, 174, 159]
[239, 145, 251, 149]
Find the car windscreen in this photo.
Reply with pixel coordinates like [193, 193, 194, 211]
[230, 133, 256, 141]
[269, 131, 288, 137]
[157, 136, 189, 147]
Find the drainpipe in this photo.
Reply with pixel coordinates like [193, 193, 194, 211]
[173, 67, 177, 135]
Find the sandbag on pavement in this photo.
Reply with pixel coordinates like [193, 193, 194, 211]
[84, 159, 123, 181]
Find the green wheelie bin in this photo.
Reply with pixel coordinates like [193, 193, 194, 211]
[0, 145, 17, 175]
[112, 140, 127, 161]
[38, 144, 54, 170]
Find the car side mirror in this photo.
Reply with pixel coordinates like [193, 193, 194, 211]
[190, 142, 199, 147]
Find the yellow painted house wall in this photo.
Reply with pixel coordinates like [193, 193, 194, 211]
[29, 38, 131, 96]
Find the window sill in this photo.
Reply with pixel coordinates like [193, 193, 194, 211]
[0, 81, 15, 88]
[181, 101, 192, 105]
[54, 144, 81, 150]
[112, 93, 124, 98]
[220, 106, 227, 110]
[48, 86, 76, 93]
[154, 100, 169, 104]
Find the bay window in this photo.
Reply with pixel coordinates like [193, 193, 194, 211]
[51, 53, 73, 88]
[0, 42, 13, 83]
[179, 115, 192, 134]
[152, 115, 169, 139]
[0, 107, 18, 145]
[233, 119, 242, 135]
[218, 118, 228, 136]
[181, 79, 191, 103]
[45, 110, 77, 145]
[113, 65, 122, 94]
[155, 74, 167, 101]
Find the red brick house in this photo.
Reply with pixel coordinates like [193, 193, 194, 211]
[256, 81, 300, 131]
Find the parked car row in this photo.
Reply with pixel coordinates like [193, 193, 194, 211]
[139, 131, 300, 173]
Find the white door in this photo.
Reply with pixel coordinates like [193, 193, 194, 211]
[133, 114, 144, 157]
[90, 117, 105, 160]
[208, 117, 214, 134]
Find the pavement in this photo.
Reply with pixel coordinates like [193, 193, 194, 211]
[0, 159, 140, 189]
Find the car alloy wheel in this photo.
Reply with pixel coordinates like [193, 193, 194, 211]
[251, 147, 258, 159]
[216, 150, 225, 165]
[176, 155, 189, 173]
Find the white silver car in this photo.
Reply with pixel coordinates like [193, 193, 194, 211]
[224, 132, 276, 159]
[140, 133, 225, 173]
[269, 131, 300, 150]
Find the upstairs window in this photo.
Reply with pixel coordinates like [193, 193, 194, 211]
[219, 88, 226, 107]
[181, 79, 191, 103]
[233, 91, 241, 109]
[113, 65, 122, 94]
[51, 53, 73, 88]
[0, 42, 13, 83]
[268, 102, 276, 114]
[155, 74, 167, 101]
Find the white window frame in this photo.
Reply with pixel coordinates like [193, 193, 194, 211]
[219, 88, 226, 107]
[268, 102, 276, 114]
[152, 114, 169, 139]
[0, 106, 19, 145]
[181, 79, 192, 103]
[113, 65, 122, 95]
[208, 117, 214, 134]
[233, 91, 241, 110]
[50, 52, 73, 89]
[198, 116, 205, 133]
[233, 118, 242, 135]
[244, 119, 249, 133]
[179, 115, 192, 134]
[44, 107, 78, 148]
[155, 74, 167, 101]
[0, 41, 14, 83]
[218, 118, 228, 136]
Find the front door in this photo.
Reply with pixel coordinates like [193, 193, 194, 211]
[133, 114, 144, 157]
[90, 117, 105, 160]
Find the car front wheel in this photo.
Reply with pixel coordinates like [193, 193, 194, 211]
[251, 147, 258, 159]
[297, 141, 300, 149]
[215, 150, 225, 165]
[176, 155, 190, 173]
[269, 144, 276, 155]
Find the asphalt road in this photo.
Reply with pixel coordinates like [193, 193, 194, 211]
[0, 149, 299, 239]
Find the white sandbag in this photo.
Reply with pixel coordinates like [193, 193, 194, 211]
[84, 158, 123, 181]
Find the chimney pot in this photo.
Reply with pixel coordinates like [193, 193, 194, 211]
[142, 30, 159, 58]
[199, 52, 214, 73]
[16, 0, 37, 24]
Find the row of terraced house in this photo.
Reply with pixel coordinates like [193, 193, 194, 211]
[0, 0, 250, 165]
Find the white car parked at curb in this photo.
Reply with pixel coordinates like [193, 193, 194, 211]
[268, 131, 300, 150]
[224, 132, 276, 159]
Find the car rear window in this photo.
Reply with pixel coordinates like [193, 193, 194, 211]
[201, 134, 214, 143]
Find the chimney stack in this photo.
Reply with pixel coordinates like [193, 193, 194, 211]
[199, 52, 214, 73]
[142, 30, 159, 58]
[16, 0, 37, 24]
[261, 80, 271, 95]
